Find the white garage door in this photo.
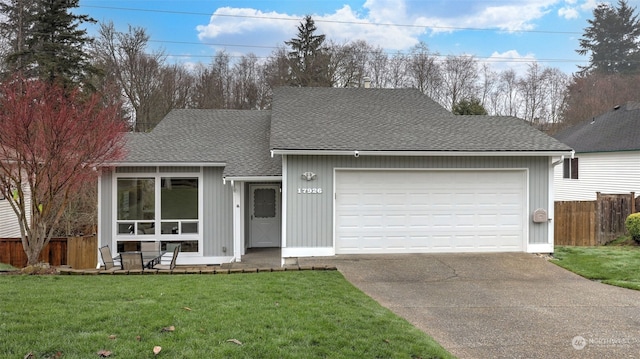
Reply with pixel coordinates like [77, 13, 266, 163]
[335, 169, 526, 254]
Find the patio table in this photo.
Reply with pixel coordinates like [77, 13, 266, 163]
[121, 251, 166, 269]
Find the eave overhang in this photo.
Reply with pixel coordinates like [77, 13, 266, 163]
[270, 149, 574, 157]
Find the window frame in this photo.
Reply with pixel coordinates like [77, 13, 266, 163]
[112, 169, 203, 255]
[563, 158, 579, 180]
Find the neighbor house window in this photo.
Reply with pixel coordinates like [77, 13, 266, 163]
[115, 174, 200, 252]
[563, 158, 579, 179]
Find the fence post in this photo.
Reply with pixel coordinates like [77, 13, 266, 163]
[631, 192, 636, 214]
[595, 192, 602, 245]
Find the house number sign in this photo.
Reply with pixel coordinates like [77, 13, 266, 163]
[297, 188, 323, 194]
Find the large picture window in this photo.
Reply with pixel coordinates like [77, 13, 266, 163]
[161, 178, 199, 235]
[115, 174, 200, 252]
[117, 178, 155, 235]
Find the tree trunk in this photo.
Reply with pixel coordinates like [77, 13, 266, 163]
[24, 238, 45, 266]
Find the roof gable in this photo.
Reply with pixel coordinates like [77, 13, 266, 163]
[270, 87, 571, 153]
[553, 102, 640, 153]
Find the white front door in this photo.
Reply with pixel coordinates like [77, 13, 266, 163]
[249, 184, 281, 247]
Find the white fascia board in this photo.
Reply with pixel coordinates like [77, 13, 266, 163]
[223, 176, 283, 182]
[102, 162, 226, 167]
[270, 149, 574, 157]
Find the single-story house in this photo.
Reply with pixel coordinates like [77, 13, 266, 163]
[553, 102, 640, 201]
[98, 87, 573, 265]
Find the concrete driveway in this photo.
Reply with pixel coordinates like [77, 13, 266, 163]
[299, 253, 640, 358]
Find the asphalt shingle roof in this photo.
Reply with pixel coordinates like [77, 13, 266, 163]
[270, 87, 571, 152]
[122, 109, 281, 178]
[122, 88, 571, 177]
[553, 102, 640, 153]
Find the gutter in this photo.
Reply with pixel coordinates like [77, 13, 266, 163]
[270, 149, 574, 158]
[100, 162, 227, 167]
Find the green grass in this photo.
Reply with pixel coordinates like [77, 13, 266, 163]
[0, 272, 453, 359]
[0, 262, 17, 271]
[552, 245, 640, 290]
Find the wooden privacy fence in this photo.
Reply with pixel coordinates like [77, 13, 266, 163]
[0, 236, 97, 269]
[555, 192, 639, 246]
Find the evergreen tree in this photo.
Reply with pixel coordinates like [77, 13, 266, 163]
[452, 98, 488, 115]
[577, 0, 640, 74]
[285, 15, 332, 87]
[0, 0, 37, 72]
[1, 0, 98, 88]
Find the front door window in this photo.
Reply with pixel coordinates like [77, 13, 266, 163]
[254, 188, 276, 218]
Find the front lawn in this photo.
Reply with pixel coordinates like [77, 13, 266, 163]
[0, 271, 454, 359]
[552, 246, 640, 290]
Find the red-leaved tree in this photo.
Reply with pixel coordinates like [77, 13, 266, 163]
[0, 77, 127, 266]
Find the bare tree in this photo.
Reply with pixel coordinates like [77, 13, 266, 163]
[561, 72, 640, 130]
[519, 63, 548, 126]
[232, 53, 263, 109]
[498, 69, 521, 116]
[477, 63, 498, 110]
[330, 40, 372, 88]
[367, 46, 388, 88]
[542, 67, 569, 125]
[154, 64, 192, 117]
[407, 42, 442, 101]
[441, 55, 478, 110]
[91, 22, 166, 132]
[386, 52, 409, 88]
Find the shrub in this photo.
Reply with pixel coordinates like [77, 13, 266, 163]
[625, 213, 640, 244]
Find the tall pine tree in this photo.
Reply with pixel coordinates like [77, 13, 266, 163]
[285, 15, 332, 87]
[577, 0, 640, 74]
[1, 0, 97, 88]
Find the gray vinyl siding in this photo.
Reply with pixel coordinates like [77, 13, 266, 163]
[99, 170, 113, 247]
[100, 167, 234, 256]
[202, 167, 233, 256]
[284, 155, 551, 248]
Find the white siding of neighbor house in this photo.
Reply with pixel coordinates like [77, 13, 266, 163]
[0, 183, 31, 239]
[284, 155, 552, 251]
[554, 151, 640, 201]
[0, 197, 21, 238]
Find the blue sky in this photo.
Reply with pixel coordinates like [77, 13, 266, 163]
[77, 0, 637, 75]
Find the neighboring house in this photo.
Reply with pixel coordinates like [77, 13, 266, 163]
[98, 87, 572, 265]
[553, 102, 640, 201]
[0, 194, 22, 239]
[0, 150, 28, 240]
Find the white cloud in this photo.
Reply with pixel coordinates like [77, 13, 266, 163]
[194, 0, 575, 55]
[318, 5, 422, 49]
[580, 0, 599, 11]
[196, 3, 426, 52]
[558, 6, 580, 19]
[486, 50, 537, 75]
[196, 7, 299, 40]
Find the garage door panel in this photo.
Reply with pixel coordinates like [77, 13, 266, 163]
[335, 170, 526, 254]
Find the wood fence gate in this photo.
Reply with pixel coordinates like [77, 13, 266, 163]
[555, 192, 638, 246]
